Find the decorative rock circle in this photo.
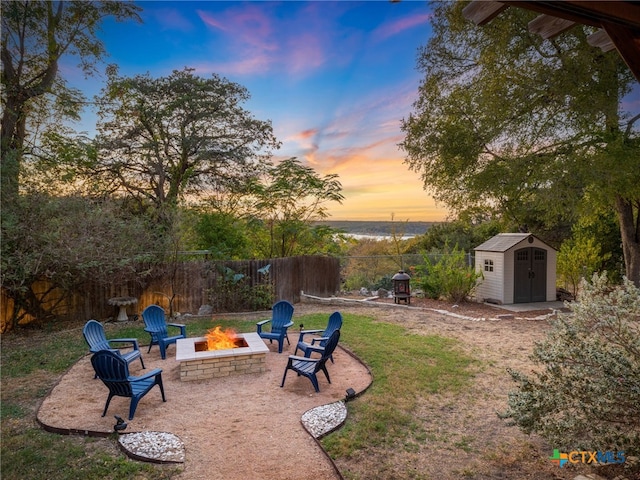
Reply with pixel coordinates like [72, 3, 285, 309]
[301, 401, 348, 439]
[118, 431, 185, 464]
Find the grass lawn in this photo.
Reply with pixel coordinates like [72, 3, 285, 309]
[1, 312, 475, 480]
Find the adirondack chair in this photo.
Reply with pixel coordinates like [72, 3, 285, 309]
[142, 305, 186, 360]
[90, 350, 166, 420]
[256, 300, 294, 353]
[294, 311, 343, 362]
[83, 320, 145, 372]
[281, 329, 341, 393]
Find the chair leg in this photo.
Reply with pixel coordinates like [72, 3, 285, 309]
[280, 366, 290, 387]
[309, 374, 320, 393]
[157, 376, 166, 402]
[129, 397, 140, 420]
[102, 393, 114, 417]
[159, 342, 166, 360]
[321, 365, 331, 384]
[139, 356, 146, 369]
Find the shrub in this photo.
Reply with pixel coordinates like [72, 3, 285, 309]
[414, 246, 481, 303]
[208, 265, 274, 312]
[557, 234, 610, 297]
[501, 273, 640, 455]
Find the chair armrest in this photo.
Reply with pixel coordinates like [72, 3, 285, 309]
[310, 336, 329, 345]
[168, 323, 186, 336]
[303, 344, 325, 356]
[108, 338, 140, 350]
[130, 368, 163, 382]
[256, 319, 270, 334]
[284, 321, 294, 328]
[287, 355, 319, 363]
[300, 328, 323, 335]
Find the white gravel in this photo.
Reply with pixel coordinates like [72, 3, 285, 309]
[301, 401, 347, 438]
[118, 431, 185, 463]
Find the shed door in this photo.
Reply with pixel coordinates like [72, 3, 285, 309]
[514, 248, 547, 303]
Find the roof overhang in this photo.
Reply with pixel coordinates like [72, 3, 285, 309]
[462, 1, 640, 82]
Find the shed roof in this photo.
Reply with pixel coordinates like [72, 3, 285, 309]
[474, 233, 543, 252]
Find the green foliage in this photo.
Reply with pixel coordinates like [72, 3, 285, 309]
[207, 265, 274, 312]
[557, 234, 611, 296]
[413, 246, 481, 303]
[0, 194, 162, 331]
[341, 239, 400, 290]
[416, 218, 503, 253]
[94, 67, 278, 218]
[1, 0, 142, 204]
[193, 211, 251, 260]
[250, 158, 344, 257]
[400, 0, 640, 283]
[502, 273, 640, 454]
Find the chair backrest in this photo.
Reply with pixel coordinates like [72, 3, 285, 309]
[315, 329, 340, 371]
[271, 300, 294, 331]
[323, 312, 343, 341]
[142, 305, 168, 335]
[83, 320, 111, 352]
[91, 350, 133, 396]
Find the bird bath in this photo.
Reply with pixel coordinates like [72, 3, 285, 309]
[108, 296, 138, 322]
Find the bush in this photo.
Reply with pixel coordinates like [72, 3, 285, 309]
[208, 265, 274, 312]
[413, 247, 481, 303]
[502, 273, 640, 455]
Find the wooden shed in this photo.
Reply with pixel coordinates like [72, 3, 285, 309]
[474, 233, 556, 304]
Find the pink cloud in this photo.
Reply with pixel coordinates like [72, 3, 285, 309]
[372, 13, 432, 42]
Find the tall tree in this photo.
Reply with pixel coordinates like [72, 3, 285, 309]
[400, 1, 640, 284]
[251, 158, 344, 257]
[93, 68, 280, 225]
[0, 0, 141, 206]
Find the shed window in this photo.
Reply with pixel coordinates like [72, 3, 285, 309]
[484, 259, 494, 272]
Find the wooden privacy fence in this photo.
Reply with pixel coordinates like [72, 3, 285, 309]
[1, 255, 340, 331]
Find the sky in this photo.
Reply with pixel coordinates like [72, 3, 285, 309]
[65, 0, 450, 222]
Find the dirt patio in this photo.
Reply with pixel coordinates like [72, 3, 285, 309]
[37, 297, 616, 480]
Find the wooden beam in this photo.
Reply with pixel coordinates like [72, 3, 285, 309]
[462, 1, 509, 26]
[501, 1, 640, 29]
[528, 14, 576, 39]
[587, 29, 616, 52]
[603, 21, 640, 82]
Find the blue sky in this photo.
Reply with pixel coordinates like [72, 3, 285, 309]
[66, 1, 449, 222]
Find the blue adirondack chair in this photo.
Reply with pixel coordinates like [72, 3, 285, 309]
[256, 300, 294, 353]
[281, 329, 341, 393]
[142, 305, 186, 360]
[294, 311, 343, 362]
[83, 320, 145, 372]
[90, 350, 166, 420]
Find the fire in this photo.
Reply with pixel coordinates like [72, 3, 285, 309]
[205, 326, 239, 351]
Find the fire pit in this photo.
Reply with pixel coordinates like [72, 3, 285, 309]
[176, 330, 269, 382]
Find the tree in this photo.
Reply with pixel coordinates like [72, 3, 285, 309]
[0, 194, 161, 330]
[502, 273, 640, 454]
[0, 0, 141, 206]
[400, 2, 640, 285]
[251, 158, 344, 258]
[93, 68, 280, 225]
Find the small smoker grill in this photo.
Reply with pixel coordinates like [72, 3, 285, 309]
[392, 270, 411, 304]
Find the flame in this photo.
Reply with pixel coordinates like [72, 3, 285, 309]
[205, 326, 239, 351]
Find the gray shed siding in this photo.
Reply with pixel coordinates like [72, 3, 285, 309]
[475, 234, 557, 304]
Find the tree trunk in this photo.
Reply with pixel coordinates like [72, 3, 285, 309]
[615, 195, 640, 286]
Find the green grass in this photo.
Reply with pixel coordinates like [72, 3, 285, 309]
[1, 313, 475, 479]
[316, 313, 475, 458]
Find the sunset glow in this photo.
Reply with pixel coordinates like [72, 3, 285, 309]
[67, 1, 450, 221]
